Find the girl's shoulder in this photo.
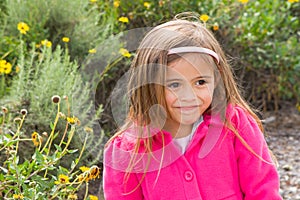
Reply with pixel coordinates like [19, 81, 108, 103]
[225, 103, 257, 126]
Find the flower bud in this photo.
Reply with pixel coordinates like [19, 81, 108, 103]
[51, 95, 61, 104]
[1, 106, 8, 113]
[20, 109, 28, 116]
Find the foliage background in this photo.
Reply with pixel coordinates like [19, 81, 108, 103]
[0, 0, 299, 199]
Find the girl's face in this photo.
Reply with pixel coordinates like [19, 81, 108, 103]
[164, 53, 215, 132]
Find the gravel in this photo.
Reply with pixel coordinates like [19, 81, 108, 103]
[265, 109, 300, 200]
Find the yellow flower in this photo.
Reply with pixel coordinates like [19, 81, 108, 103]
[213, 24, 219, 31]
[113, 0, 120, 7]
[89, 48, 97, 54]
[54, 174, 70, 184]
[17, 22, 29, 34]
[68, 194, 78, 200]
[13, 194, 24, 199]
[118, 16, 129, 23]
[144, 2, 151, 9]
[0, 60, 12, 74]
[80, 166, 90, 172]
[119, 48, 131, 58]
[88, 165, 101, 180]
[15, 65, 20, 73]
[200, 14, 209, 23]
[41, 40, 52, 48]
[67, 116, 80, 125]
[89, 195, 98, 200]
[90, 0, 97, 3]
[238, 0, 249, 4]
[84, 126, 93, 133]
[62, 37, 70, 43]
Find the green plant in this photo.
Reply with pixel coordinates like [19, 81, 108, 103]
[0, 97, 101, 199]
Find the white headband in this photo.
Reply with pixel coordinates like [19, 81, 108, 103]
[168, 46, 220, 64]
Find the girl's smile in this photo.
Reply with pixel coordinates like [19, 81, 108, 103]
[164, 53, 215, 137]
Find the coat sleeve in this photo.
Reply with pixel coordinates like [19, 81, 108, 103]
[232, 107, 282, 199]
[103, 164, 144, 200]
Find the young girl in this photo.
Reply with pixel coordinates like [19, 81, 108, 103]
[103, 15, 282, 200]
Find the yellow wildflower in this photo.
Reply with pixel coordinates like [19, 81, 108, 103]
[84, 126, 93, 133]
[118, 16, 129, 23]
[80, 166, 90, 172]
[13, 194, 24, 199]
[200, 14, 209, 23]
[41, 40, 52, 48]
[17, 22, 30, 34]
[297, 104, 300, 112]
[238, 0, 249, 4]
[0, 60, 12, 74]
[144, 2, 151, 9]
[89, 195, 98, 200]
[31, 132, 39, 146]
[213, 24, 219, 31]
[88, 165, 101, 180]
[89, 48, 97, 54]
[68, 194, 78, 200]
[54, 174, 70, 184]
[15, 65, 20, 73]
[113, 0, 120, 7]
[90, 0, 97, 3]
[67, 116, 80, 125]
[159, 0, 165, 6]
[62, 37, 70, 43]
[119, 48, 131, 58]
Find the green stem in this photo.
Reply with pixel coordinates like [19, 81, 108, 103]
[41, 103, 60, 154]
[83, 182, 89, 200]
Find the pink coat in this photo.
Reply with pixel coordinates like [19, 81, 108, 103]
[103, 105, 282, 199]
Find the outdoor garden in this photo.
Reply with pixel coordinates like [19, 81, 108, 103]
[0, 0, 299, 199]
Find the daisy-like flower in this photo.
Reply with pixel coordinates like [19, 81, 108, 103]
[67, 116, 80, 125]
[68, 194, 78, 200]
[119, 48, 131, 58]
[118, 16, 129, 23]
[200, 14, 209, 23]
[89, 195, 98, 200]
[13, 194, 24, 199]
[17, 22, 30, 34]
[213, 24, 219, 31]
[31, 132, 40, 146]
[62, 37, 70, 43]
[89, 48, 97, 54]
[0, 60, 12, 74]
[15, 66, 20, 73]
[238, 0, 249, 4]
[143, 2, 151, 9]
[54, 174, 70, 184]
[88, 165, 101, 180]
[41, 39, 52, 48]
[80, 166, 90, 172]
[113, 0, 120, 7]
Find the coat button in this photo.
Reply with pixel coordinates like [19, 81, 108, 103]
[184, 170, 193, 181]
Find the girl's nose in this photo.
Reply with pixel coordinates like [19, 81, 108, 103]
[179, 85, 197, 101]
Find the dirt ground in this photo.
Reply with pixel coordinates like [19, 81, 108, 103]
[89, 103, 300, 200]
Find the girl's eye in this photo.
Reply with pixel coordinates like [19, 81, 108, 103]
[167, 82, 180, 89]
[196, 80, 206, 86]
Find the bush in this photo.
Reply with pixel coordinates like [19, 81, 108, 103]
[0, 98, 101, 199]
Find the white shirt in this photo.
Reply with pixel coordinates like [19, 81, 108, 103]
[173, 116, 203, 153]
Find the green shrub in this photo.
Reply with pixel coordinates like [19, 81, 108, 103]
[0, 99, 101, 199]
